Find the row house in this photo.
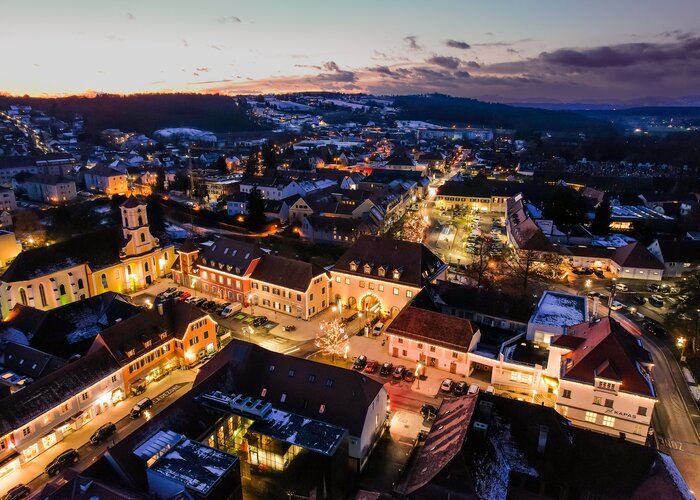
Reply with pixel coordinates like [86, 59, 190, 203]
[173, 237, 331, 320]
[18, 174, 77, 204]
[0, 297, 216, 477]
[84, 165, 128, 196]
[331, 236, 447, 318]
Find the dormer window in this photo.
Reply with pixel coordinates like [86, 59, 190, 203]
[363, 264, 372, 274]
[392, 269, 401, 280]
[377, 266, 386, 277]
[160, 332, 167, 340]
[126, 349, 136, 358]
[349, 261, 358, 272]
[143, 340, 152, 348]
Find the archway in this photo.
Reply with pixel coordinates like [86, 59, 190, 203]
[360, 293, 381, 314]
[347, 296, 357, 310]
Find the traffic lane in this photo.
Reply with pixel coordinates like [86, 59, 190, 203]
[24, 382, 191, 493]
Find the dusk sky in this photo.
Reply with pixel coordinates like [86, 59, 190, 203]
[4, 0, 700, 102]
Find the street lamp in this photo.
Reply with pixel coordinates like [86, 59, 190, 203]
[416, 363, 423, 389]
[248, 294, 255, 315]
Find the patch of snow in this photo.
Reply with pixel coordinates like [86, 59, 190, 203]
[659, 452, 694, 499]
[166, 450, 184, 460]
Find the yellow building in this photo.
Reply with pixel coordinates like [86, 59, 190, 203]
[0, 230, 22, 268]
[0, 196, 175, 316]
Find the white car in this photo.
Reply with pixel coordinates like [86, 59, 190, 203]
[220, 303, 243, 317]
[609, 301, 625, 311]
[372, 322, 384, 336]
[440, 378, 454, 392]
[614, 283, 629, 292]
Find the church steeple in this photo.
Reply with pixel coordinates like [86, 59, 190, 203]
[120, 196, 158, 258]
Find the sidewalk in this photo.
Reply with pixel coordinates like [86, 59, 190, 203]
[0, 369, 196, 495]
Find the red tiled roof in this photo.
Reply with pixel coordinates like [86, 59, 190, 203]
[559, 318, 655, 397]
[386, 305, 476, 352]
[611, 242, 664, 270]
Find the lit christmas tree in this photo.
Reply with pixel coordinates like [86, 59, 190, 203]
[315, 318, 349, 362]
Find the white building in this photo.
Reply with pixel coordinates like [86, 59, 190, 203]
[527, 291, 588, 344]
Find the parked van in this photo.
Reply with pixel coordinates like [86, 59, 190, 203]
[372, 322, 384, 336]
[220, 302, 243, 317]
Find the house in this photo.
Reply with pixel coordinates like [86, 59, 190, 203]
[84, 165, 129, 195]
[331, 236, 447, 318]
[436, 180, 528, 213]
[0, 154, 77, 186]
[20, 174, 77, 204]
[647, 239, 700, 277]
[610, 242, 664, 281]
[225, 192, 248, 217]
[300, 214, 378, 246]
[0, 196, 176, 316]
[0, 188, 16, 212]
[249, 254, 331, 320]
[551, 317, 656, 443]
[0, 212, 11, 230]
[386, 305, 479, 375]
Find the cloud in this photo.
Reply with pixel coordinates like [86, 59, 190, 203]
[196, 67, 209, 72]
[181, 39, 189, 47]
[404, 35, 421, 50]
[217, 16, 242, 23]
[427, 56, 463, 69]
[471, 38, 535, 48]
[466, 60, 481, 69]
[445, 39, 471, 50]
[315, 61, 357, 85]
[126, 12, 135, 21]
[209, 44, 223, 51]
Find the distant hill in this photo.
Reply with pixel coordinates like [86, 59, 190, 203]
[0, 93, 265, 138]
[393, 94, 616, 136]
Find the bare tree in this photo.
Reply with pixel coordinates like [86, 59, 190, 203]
[467, 236, 495, 288]
[315, 318, 349, 362]
[504, 246, 540, 291]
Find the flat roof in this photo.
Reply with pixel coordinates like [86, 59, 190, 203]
[530, 291, 587, 328]
[611, 205, 674, 221]
[136, 430, 238, 496]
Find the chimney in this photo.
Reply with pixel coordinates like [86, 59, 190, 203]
[157, 303, 164, 316]
[537, 425, 549, 454]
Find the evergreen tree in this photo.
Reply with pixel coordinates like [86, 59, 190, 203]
[261, 143, 277, 172]
[215, 155, 228, 173]
[154, 167, 166, 193]
[542, 186, 587, 228]
[591, 197, 611, 235]
[244, 151, 258, 177]
[247, 187, 266, 230]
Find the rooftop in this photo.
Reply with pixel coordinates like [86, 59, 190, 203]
[530, 291, 587, 328]
[135, 430, 237, 496]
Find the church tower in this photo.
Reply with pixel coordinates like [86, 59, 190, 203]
[120, 196, 159, 258]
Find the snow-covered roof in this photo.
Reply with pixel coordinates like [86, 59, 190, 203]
[530, 291, 587, 328]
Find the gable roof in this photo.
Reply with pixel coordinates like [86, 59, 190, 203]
[197, 237, 262, 277]
[193, 340, 385, 437]
[0, 348, 119, 435]
[611, 242, 664, 269]
[334, 236, 446, 288]
[552, 317, 655, 397]
[652, 239, 700, 264]
[387, 305, 477, 352]
[251, 254, 327, 292]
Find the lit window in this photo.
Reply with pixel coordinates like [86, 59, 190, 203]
[319, 404, 326, 414]
[585, 411, 597, 423]
[602, 415, 615, 427]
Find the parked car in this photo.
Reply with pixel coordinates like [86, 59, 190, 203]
[453, 381, 468, 395]
[379, 362, 393, 376]
[403, 369, 416, 382]
[215, 302, 230, 314]
[392, 365, 406, 380]
[594, 269, 606, 279]
[45, 449, 79, 476]
[420, 403, 439, 420]
[252, 316, 269, 327]
[90, 422, 117, 444]
[130, 397, 153, 418]
[363, 360, 379, 374]
[587, 291, 602, 298]
[193, 297, 207, 307]
[177, 291, 191, 301]
[649, 295, 664, 307]
[658, 284, 671, 294]
[353, 355, 368, 370]
[3, 484, 30, 500]
[468, 384, 480, 395]
[440, 378, 454, 393]
[485, 385, 495, 394]
[372, 322, 384, 336]
[631, 295, 646, 306]
[220, 302, 243, 317]
[646, 283, 661, 292]
[614, 283, 629, 292]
